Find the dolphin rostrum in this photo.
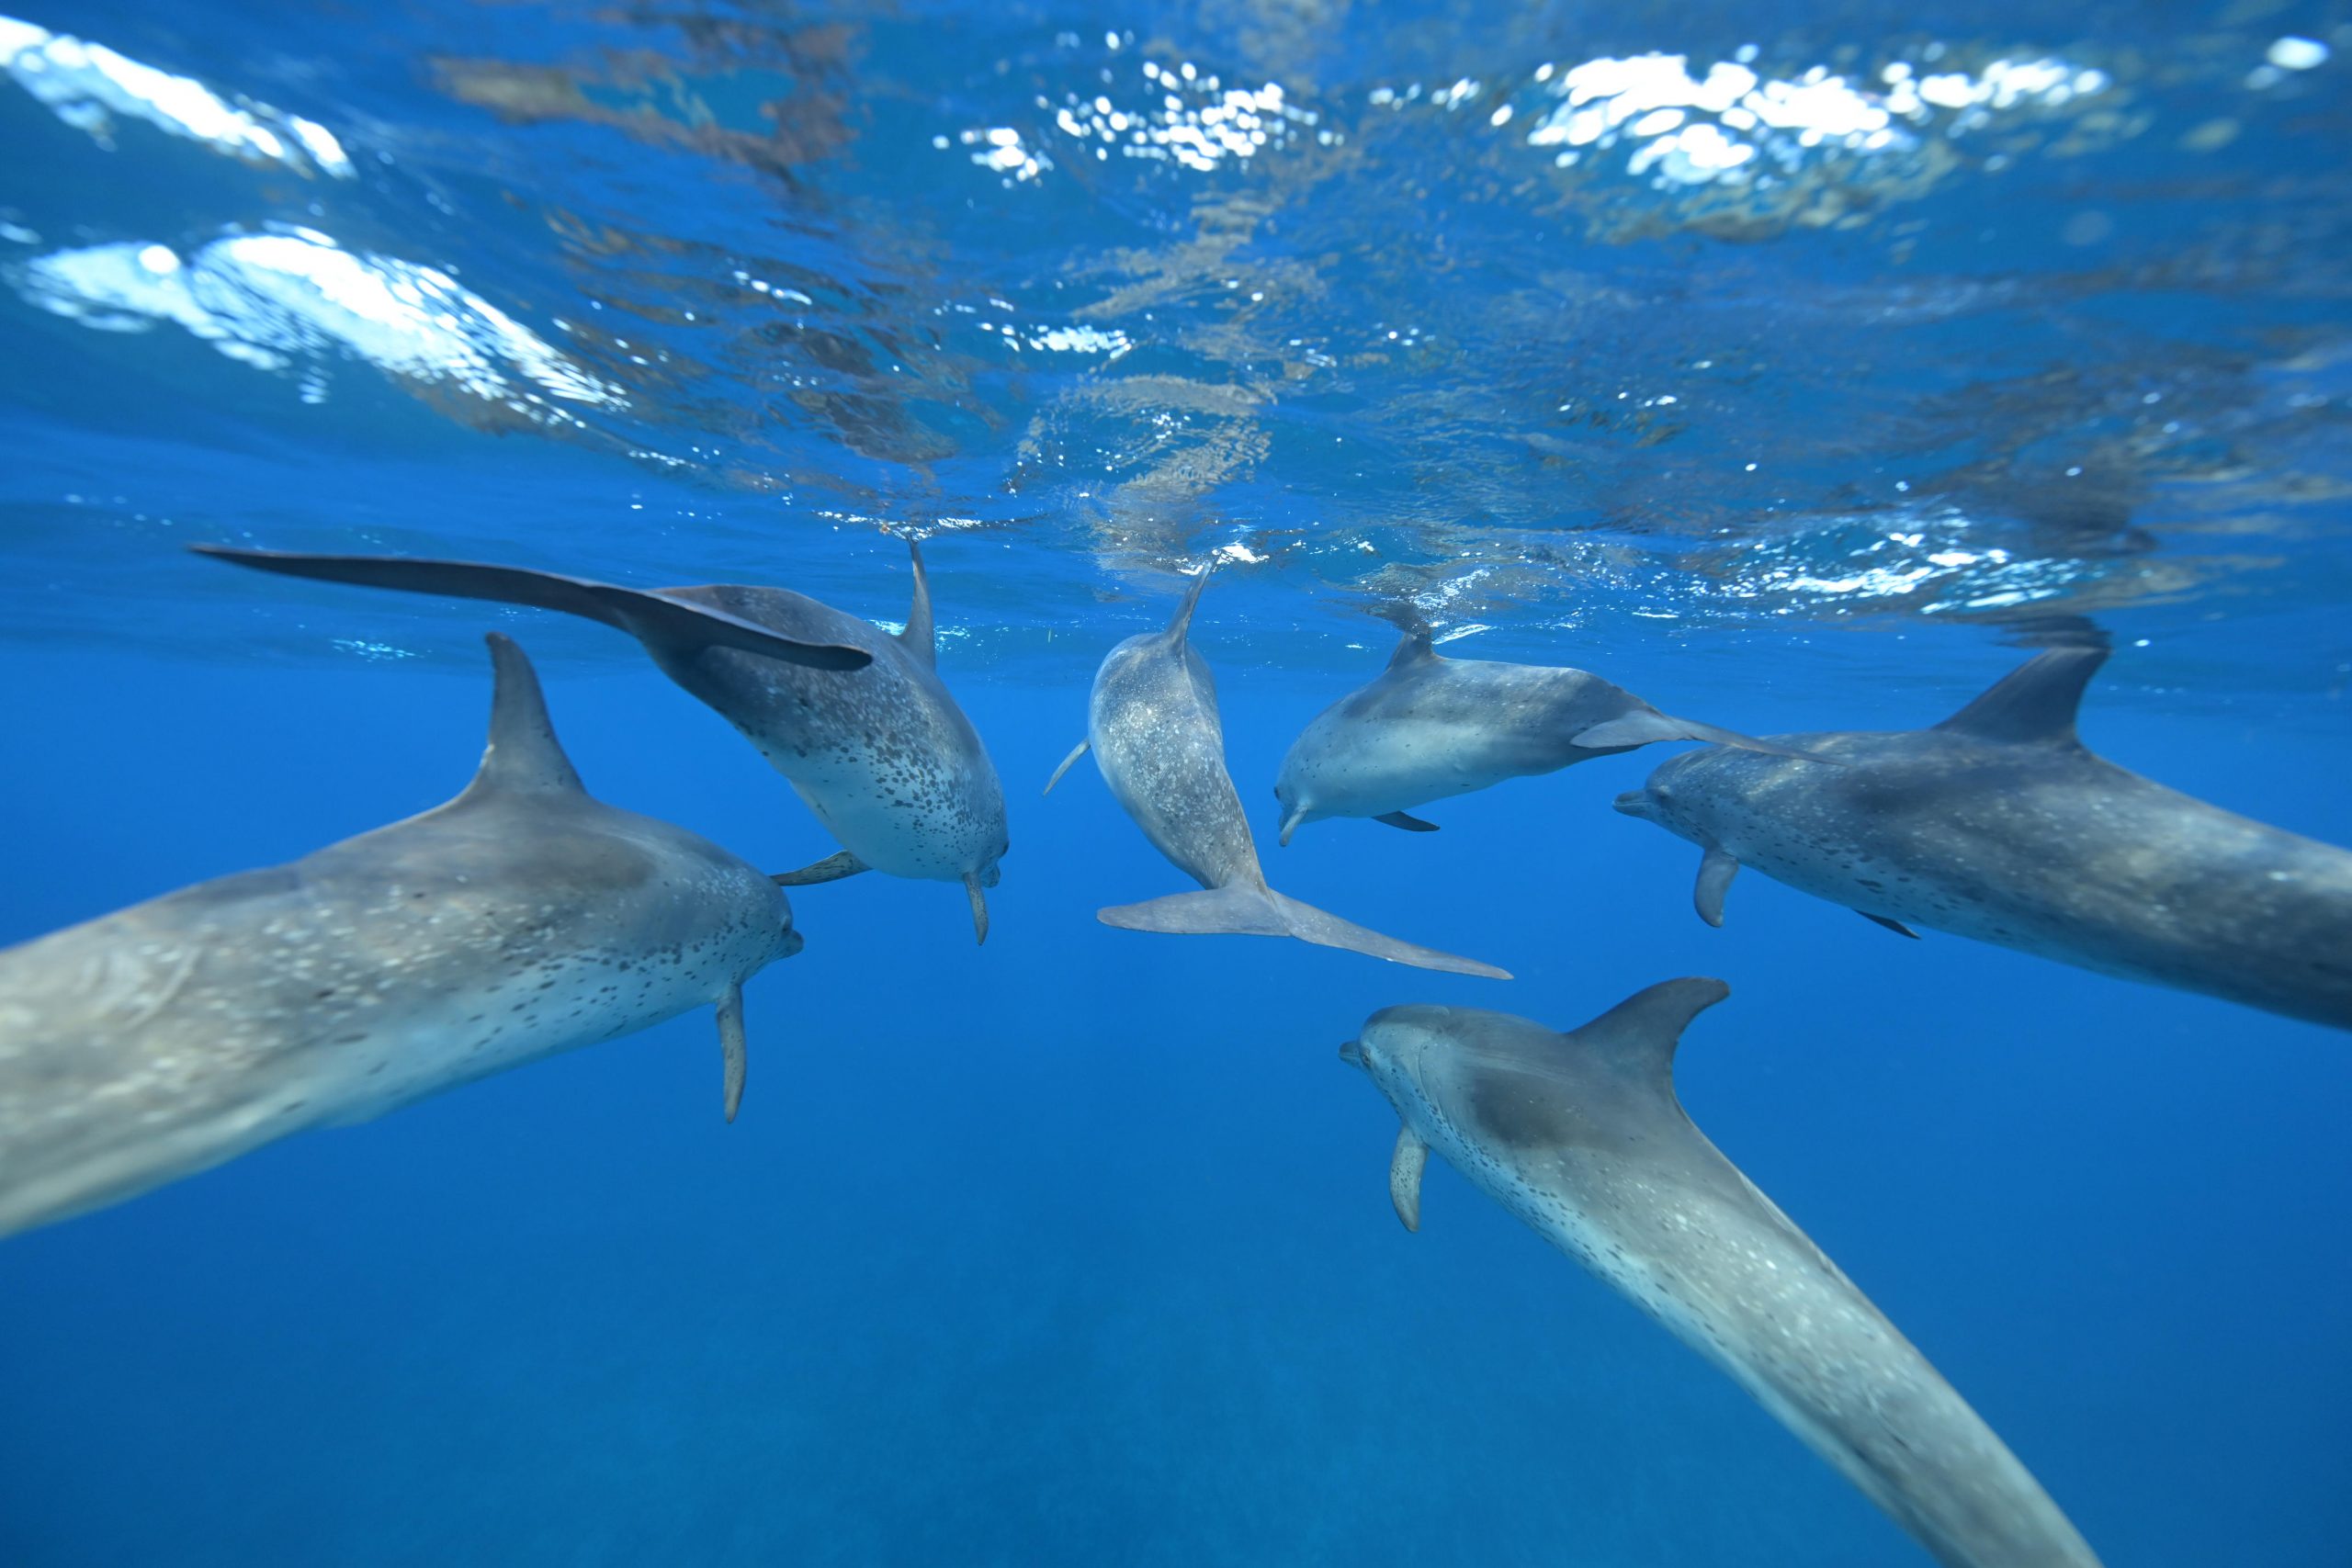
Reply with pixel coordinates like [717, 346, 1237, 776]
[0, 635, 803, 1241]
[1342, 982, 2103, 1568]
[1614, 646, 2352, 1031]
[193, 541, 1009, 942]
[1045, 575, 1509, 978]
[1273, 628, 1824, 843]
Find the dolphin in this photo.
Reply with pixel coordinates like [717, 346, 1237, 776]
[1342, 982, 2103, 1568]
[1273, 628, 1824, 843]
[192, 541, 1009, 942]
[1614, 646, 2352, 1031]
[0, 635, 802, 1241]
[1044, 575, 1508, 978]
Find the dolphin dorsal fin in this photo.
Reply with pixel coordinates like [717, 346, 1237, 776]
[467, 634, 585, 797]
[898, 539, 936, 669]
[1933, 648, 2109, 746]
[1167, 567, 1213, 643]
[1566, 977, 1731, 1080]
[1387, 626, 1437, 669]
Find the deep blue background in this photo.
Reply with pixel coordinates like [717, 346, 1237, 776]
[3, 626, 2347, 1565]
[4, 0, 2351, 1562]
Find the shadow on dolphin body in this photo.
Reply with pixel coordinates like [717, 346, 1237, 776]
[194, 541, 1009, 942]
[1273, 626, 1830, 844]
[0, 636, 803, 1242]
[1616, 647, 2352, 1031]
[1045, 573, 1509, 979]
[1342, 982, 2105, 1568]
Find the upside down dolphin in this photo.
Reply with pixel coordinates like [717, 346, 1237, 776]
[194, 540, 1010, 942]
[1615, 646, 2352, 1030]
[0, 636, 802, 1241]
[1342, 982, 2103, 1568]
[1045, 574, 1509, 978]
[1273, 627, 1823, 843]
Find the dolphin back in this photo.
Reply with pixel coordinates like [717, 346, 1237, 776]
[1396, 991, 2102, 1568]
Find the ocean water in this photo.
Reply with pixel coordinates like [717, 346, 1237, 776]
[2, 2, 2349, 1564]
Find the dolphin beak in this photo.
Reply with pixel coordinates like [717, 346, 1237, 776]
[1338, 1038, 1363, 1067]
[779, 928, 805, 958]
[1612, 790, 1650, 818]
[1280, 807, 1306, 847]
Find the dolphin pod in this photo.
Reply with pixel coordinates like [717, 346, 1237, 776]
[1044, 574, 1510, 979]
[0, 635, 801, 1241]
[1341, 982, 2104, 1568]
[1274, 626, 1826, 843]
[1615, 646, 2352, 1031]
[194, 542, 1010, 942]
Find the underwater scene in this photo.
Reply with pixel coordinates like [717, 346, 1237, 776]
[2, 0, 2349, 1563]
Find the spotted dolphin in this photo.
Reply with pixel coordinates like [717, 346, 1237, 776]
[1614, 647, 2352, 1031]
[1045, 575, 1508, 978]
[194, 541, 1009, 942]
[1342, 982, 2103, 1568]
[0, 635, 801, 1241]
[1273, 628, 1823, 843]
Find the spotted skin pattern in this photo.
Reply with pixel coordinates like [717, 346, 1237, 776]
[0, 637, 800, 1240]
[1616, 649, 2352, 1032]
[1345, 989, 2103, 1568]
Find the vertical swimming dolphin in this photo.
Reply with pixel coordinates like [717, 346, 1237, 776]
[1614, 646, 2352, 1030]
[192, 541, 1010, 942]
[1274, 627, 1823, 843]
[1045, 574, 1508, 978]
[1342, 982, 2103, 1568]
[0, 636, 802, 1240]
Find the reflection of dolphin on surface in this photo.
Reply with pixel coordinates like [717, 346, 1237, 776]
[1616, 647, 2352, 1030]
[1046, 575, 1509, 978]
[0, 636, 804, 1241]
[195, 541, 1010, 942]
[1273, 627, 1824, 843]
[1342, 983, 2103, 1568]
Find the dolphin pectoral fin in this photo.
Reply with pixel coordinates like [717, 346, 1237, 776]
[965, 874, 989, 945]
[1374, 811, 1442, 833]
[774, 851, 869, 886]
[1695, 847, 1738, 928]
[189, 546, 874, 671]
[1571, 709, 1833, 764]
[1043, 739, 1091, 795]
[1859, 911, 1922, 940]
[1389, 1122, 1430, 1233]
[717, 984, 748, 1123]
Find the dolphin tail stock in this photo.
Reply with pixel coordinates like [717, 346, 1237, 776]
[1569, 709, 1834, 764]
[1096, 884, 1510, 979]
[189, 546, 873, 672]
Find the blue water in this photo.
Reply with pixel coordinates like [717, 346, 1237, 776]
[3, 2, 2349, 1563]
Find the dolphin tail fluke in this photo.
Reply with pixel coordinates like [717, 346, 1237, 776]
[191, 546, 873, 672]
[1570, 709, 1833, 764]
[1098, 885, 1510, 978]
[717, 983, 748, 1123]
[1267, 890, 1511, 978]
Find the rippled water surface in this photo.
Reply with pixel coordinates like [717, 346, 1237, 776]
[1, 3, 2348, 1566]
